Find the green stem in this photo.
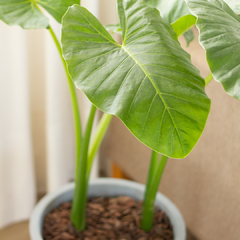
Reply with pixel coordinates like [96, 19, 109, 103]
[71, 105, 97, 231]
[205, 72, 213, 86]
[86, 113, 113, 180]
[141, 152, 168, 231]
[48, 26, 82, 181]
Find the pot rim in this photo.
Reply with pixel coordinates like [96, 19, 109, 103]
[30, 178, 186, 240]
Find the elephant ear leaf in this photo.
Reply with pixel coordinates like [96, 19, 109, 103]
[62, 0, 210, 159]
[0, 0, 79, 29]
[187, 0, 240, 99]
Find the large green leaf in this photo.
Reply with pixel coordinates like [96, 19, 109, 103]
[187, 0, 240, 99]
[62, 0, 210, 158]
[0, 0, 79, 29]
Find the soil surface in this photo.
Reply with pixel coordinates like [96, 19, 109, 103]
[43, 196, 173, 240]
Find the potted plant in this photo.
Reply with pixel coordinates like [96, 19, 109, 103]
[0, 0, 216, 239]
[31, 0, 211, 239]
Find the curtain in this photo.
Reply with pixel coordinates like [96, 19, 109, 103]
[0, 22, 36, 228]
[0, 0, 104, 229]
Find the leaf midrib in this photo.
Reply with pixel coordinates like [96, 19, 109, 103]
[121, 45, 185, 153]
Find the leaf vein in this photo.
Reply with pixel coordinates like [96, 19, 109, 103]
[143, 63, 202, 86]
[169, 107, 201, 125]
[157, 109, 166, 146]
[140, 93, 158, 138]
[210, 42, 240, 57]
[166, 111, 185, 153]
[82, 51, 125, 83]
[77, 7, 120, 47]
[72, 48, 119, 70]
[113, 62, 137, 100]
[92, 55, 131, 95]
[125, 31, 158, 46]
[150, 73, 205, 97]
[125, 75, 148, 119]
[161, 93, 207, 109]
[126, 24, 148, 40]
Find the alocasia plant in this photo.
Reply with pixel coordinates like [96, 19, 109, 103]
[61, 0, 211, 231]
[2, 0, 222, 235]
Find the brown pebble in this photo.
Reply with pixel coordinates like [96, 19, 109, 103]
[42, 197, 173, 240]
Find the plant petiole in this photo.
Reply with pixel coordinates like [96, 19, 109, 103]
[141, 152, 168, 231]
[48, 26, 82, 182]
[71, 104, 96, 231]
[205, 72, 213, 86]
[87, 113, 113, 180]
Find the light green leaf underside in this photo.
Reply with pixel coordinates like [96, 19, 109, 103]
[171, 14, 196, 37]
[62, 0, 210, 158]
[187, 0, 240, 99]
[224, 0, 240, 14]
[171, 14, 196, 47]
[37, 0, 80, 23]
[0, 0, 79, 29]
[144, 0, 195, 45]
[145, 0, 191, 23]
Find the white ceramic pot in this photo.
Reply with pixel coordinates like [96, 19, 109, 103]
[30, 178, 186, 240]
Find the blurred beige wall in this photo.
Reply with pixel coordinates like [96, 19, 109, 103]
[99, 0, 118, 25]
[26, 30, 47, 195]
